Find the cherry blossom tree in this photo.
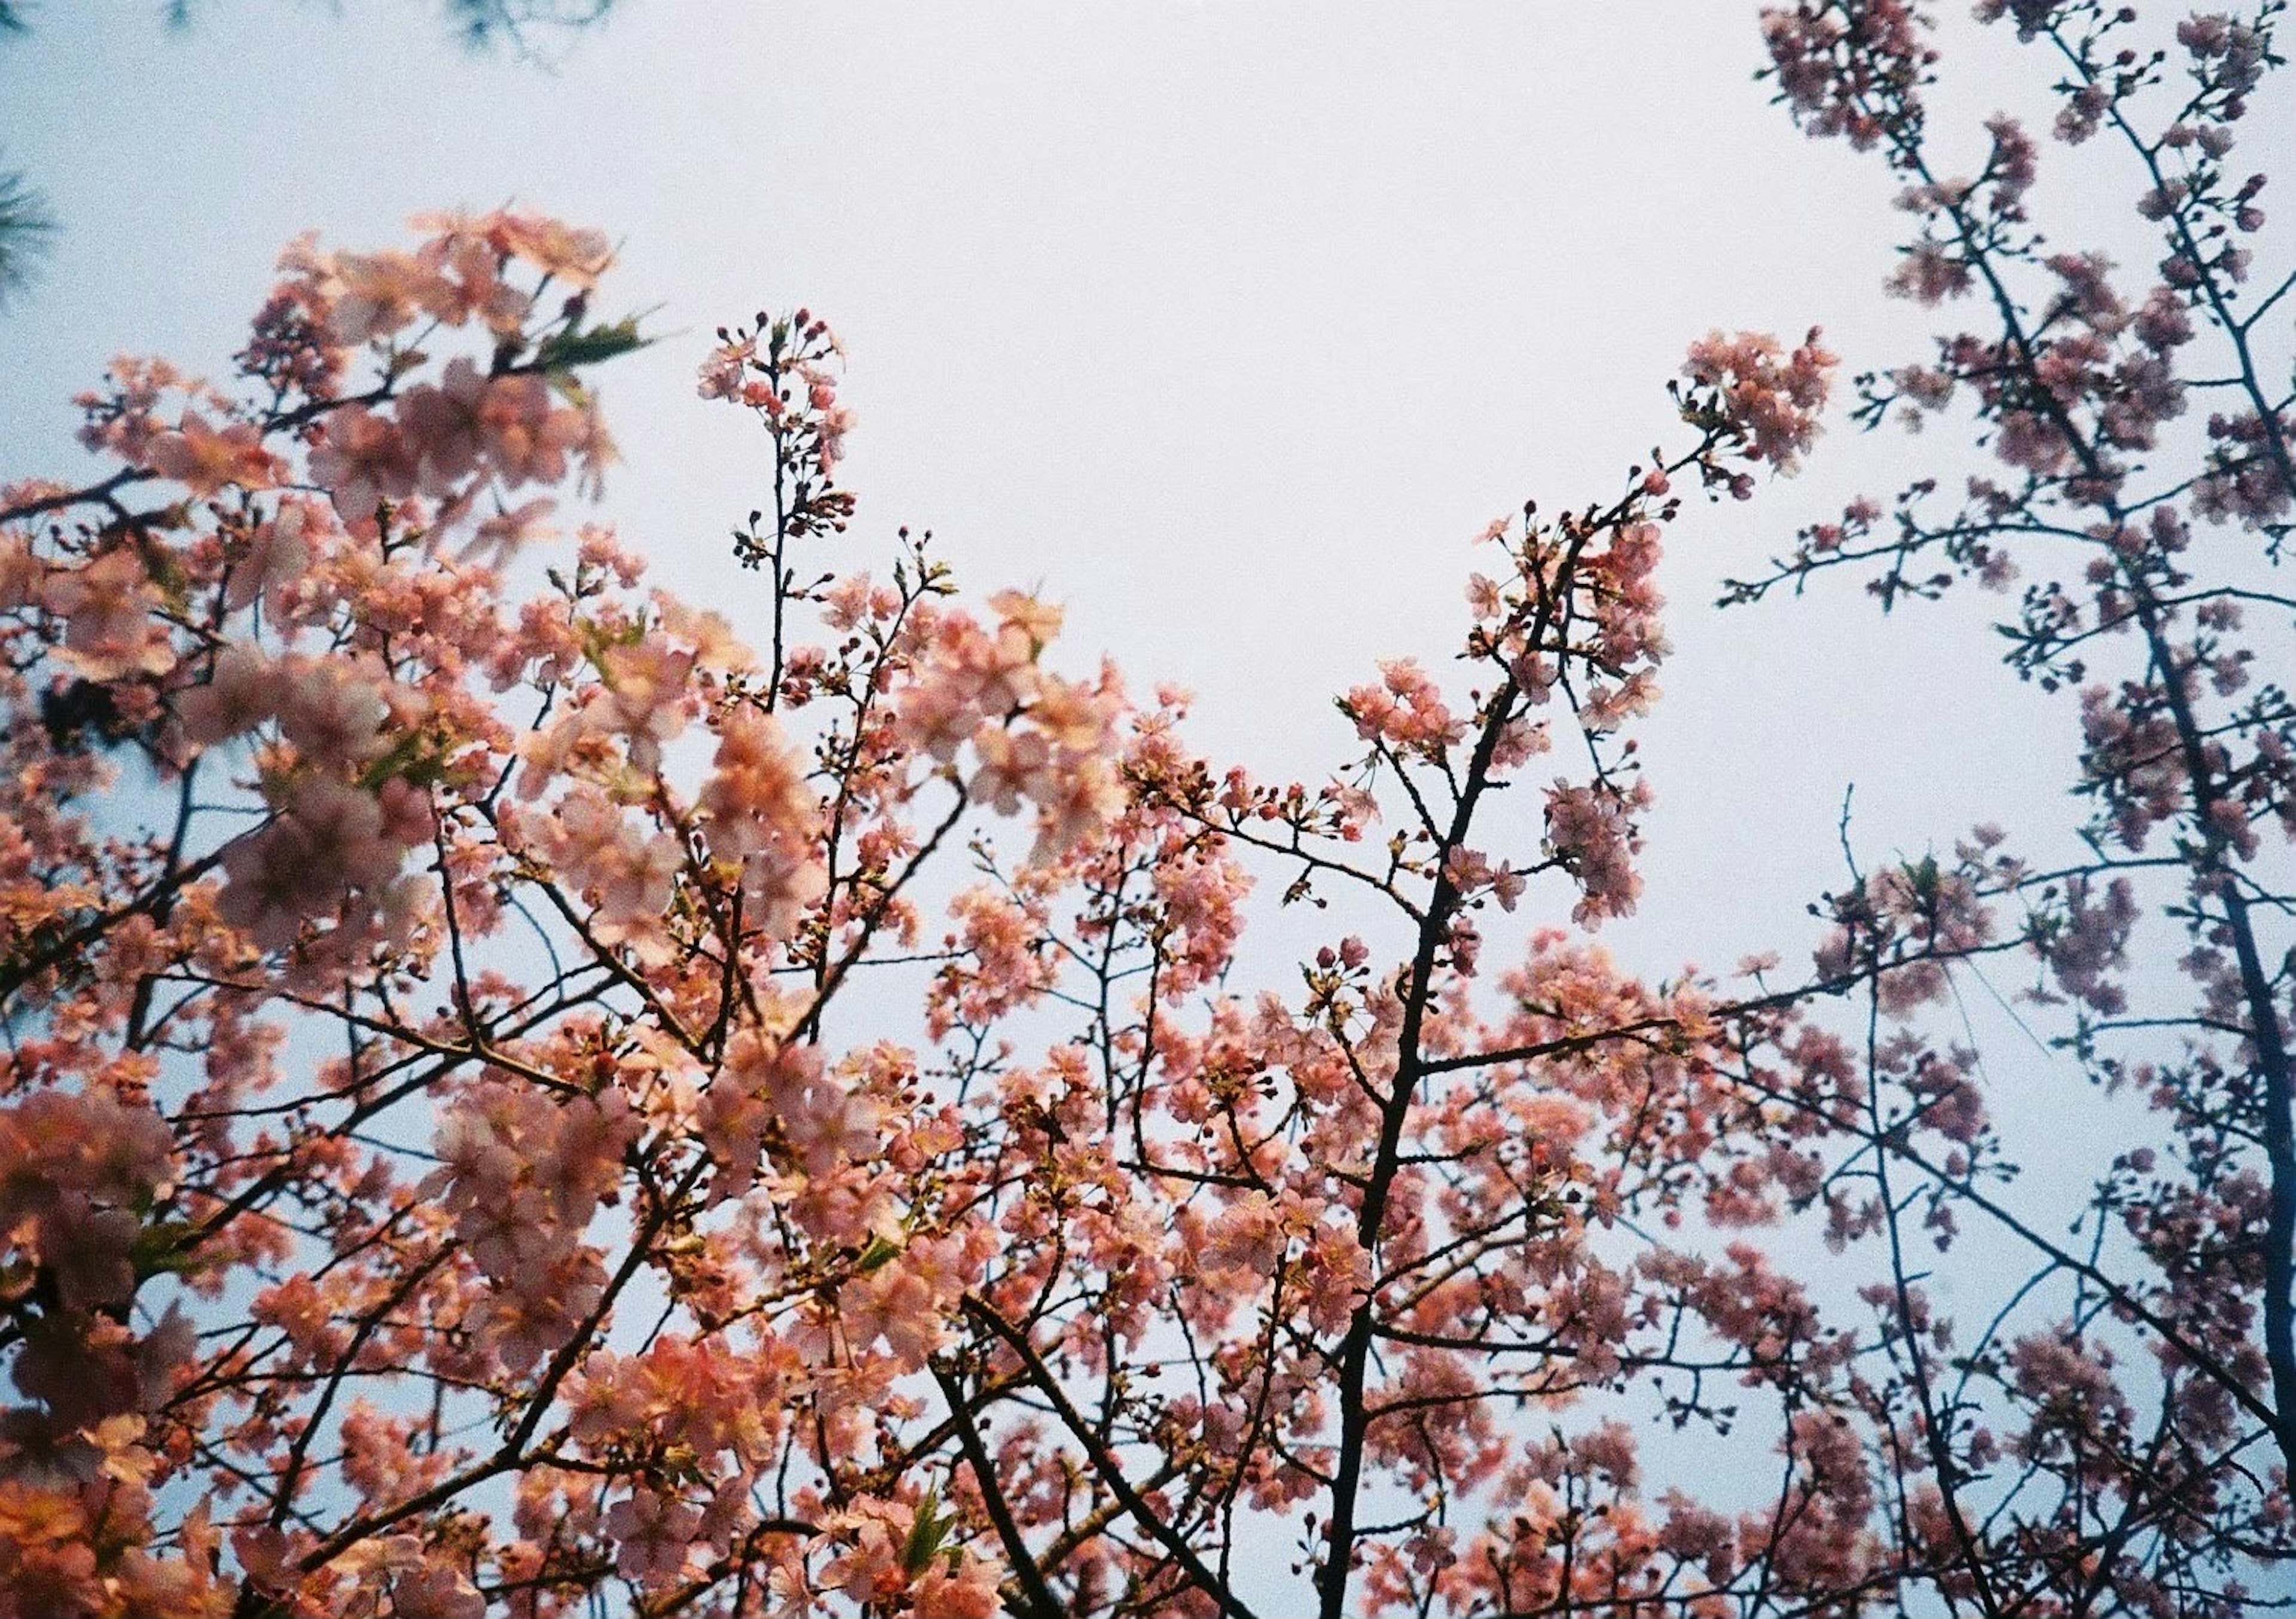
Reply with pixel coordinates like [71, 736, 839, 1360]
[1721, 3, 2294, 1612]
[0, 5, 2287, 1619]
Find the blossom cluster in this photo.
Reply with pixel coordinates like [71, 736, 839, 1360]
[1681, 326, 1838, 477]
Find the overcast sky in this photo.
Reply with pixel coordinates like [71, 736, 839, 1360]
[0, 0, 2114, 988]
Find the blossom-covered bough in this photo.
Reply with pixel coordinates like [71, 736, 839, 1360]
[0, 5, 2288, 1618]
[1730, 2, 2295, 1614]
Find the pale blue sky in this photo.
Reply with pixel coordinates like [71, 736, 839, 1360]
[1, 0, 2096, 983]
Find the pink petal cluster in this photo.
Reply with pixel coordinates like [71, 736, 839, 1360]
[1683, 326, 1838, 474]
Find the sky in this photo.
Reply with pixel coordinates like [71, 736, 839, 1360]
[0, 0, 2109, 994]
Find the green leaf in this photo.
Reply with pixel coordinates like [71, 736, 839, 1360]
[532, 313, 654, 375]
[131, 1218, 198, 1279]
[357, 729, 445, 792]
[900, 1490, 949, 1575]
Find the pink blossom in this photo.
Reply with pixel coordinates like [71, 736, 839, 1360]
[1683, 327, 1837, 472]
[606, 1490, 701, 1587]
[309, 404, 419, 525]
[139, 411, 282, 497]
